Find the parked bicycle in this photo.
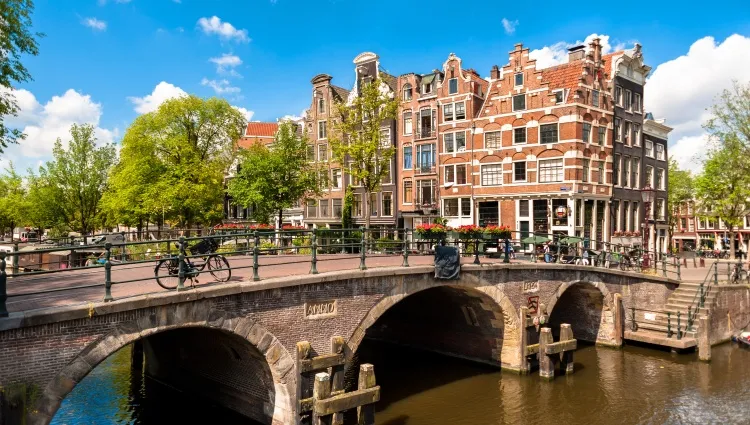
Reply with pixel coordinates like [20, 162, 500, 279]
[730, 262, 749, 285]
[154, 238, 231, 289]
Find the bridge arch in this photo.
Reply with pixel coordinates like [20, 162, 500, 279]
[346, 273, 521, 371]
[545, 280, 616, 345]
[32, 304, 294, 425]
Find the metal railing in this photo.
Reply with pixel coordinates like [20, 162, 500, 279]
[0, 227, 685, 317]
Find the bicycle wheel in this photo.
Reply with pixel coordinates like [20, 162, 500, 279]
[207, 255, 231, 283]
[155, 258, 180, 290]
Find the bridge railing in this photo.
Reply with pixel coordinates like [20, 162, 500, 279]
[0, 227, 683, 317]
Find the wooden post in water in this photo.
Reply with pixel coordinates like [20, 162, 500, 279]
[297, 341, 312, 425]
[357, 364, 376, 425]
[519, 306, 529, 373]
[330, 337, 345, 425]
[538, 327, 554, 379]
[698, 315, 711, 362]
[559, 324, 575, 375]
[313, 372, 332, 425]
[613, 293, 624, 347]
[131, 339, 144, 372]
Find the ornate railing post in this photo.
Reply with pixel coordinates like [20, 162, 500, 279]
[676, 311, 682, 340]
[253, 231, 260, 281]
[12, 242, 19, 275]
[0, 252, 8, 317]
[402, 232, 410, 267]
[687, 306, 693, 331]
[177, 236, 186, 292]
[310, 228, 319, 275]
[677, 260, 681, 280]
[120, 232, 127, 261]
[503, 237, 510, 264]
[661, 254, 667, 277]
[666, 312, 672, 338]
[473, 238, 481, 265]
[359, 227, 367, 271]
[714, 261, 719, 286]
[699, 280, 705, 308]
[103, 242, 113, 302]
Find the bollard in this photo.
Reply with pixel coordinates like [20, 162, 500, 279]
[253, 231, 260, 281]
[714, 262, 719, 286]
[310, 229, 319, 275]
[677, 311, 682, 340]
[613, 293, 624, 347]
[698, 315, 711, 362]
[727, 261, 731, 280]
[474, 239, 481, 265]
[687, 306, 693, 332]
[699, 281, 705, 308]
[357, 364, 377, 425]
[313, 372, 332, 425]
[103, 242, 113, 302]
[402, 236, 409, 267]
[177, 236, 186, 291]
[559, 324, 575, 374]
[677, 260, 681, 280]
[359, 227, 367, 271]
[699, 257, 705, 268]
[662, 256, 667, 277]
[666, 312, 672, 338]
[538, 327, 554, 379]
[12, 242, 19, 275]
[330, 336, 345, 425]
[0, 252, 7, 317]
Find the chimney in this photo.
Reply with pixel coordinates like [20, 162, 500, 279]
[490, 65, 500, 80]
[568, 45, 585, 62]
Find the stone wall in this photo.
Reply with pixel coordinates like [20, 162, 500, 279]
[708, 285, 750, 345]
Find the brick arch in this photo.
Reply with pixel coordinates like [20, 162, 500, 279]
[346, 273, 521, 370]
[537, 148, 564, 159]
[483, 122, 502, 131]
[479, 154, 503, 163]
[512, 151, 527, 160]
[545, 280, 616, 345]
[582, 113, 594, 122]
[539, 114, 559, 124]
[32, 304, 295, 425]
[512, 118, 527, 127]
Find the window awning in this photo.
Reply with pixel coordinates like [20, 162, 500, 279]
[421, 74, 435, 85]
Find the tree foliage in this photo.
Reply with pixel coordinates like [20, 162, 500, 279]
[28, 124, 116, 234]
[329, 77, 398, 228]
[667, 158, 694, 244]
[103, 95, 245, 229]
[0, 0, 43, 154]
[704, 80, 750, 154]
[0, 163, 30, 238]
[227, 121, 320, 226]
[694, 138, 750, 259]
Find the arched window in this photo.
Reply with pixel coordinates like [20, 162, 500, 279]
[403, 83, 412, 101]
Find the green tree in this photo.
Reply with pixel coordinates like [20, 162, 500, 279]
[105, 95, 245, 230]
[227, 121, 320, 226]
[0, 0, 43, 154]
[667, 158, 694, 248]
[329, 77, 398, 229]
[0, 163, 30, 239]
[30, 124, 116, 234]
[704, 80, 750, 154]
[694, 138, 750, 259]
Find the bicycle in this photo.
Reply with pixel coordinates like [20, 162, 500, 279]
[730, 262, 749, 285]
[154, 237, 231, 290]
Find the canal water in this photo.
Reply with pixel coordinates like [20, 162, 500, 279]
[53, 340, 750, 425]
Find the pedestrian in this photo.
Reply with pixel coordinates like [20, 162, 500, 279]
[582, 249, 590, 266]
[509, 243, 516, 259]
[544, 242, 552, 263]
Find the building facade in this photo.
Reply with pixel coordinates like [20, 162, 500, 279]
[642, 115, 671, 254]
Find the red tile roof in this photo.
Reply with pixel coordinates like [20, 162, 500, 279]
[245, 122, 279, 137]
[602, 51, 622, 78]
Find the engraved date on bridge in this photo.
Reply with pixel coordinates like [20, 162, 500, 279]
[305, 300, 337, 319]
[522, 281, 539, 293]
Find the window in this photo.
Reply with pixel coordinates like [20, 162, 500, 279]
[519, 200, 529, 217]
[319, 199, 330, 217]
[380, 128, 391, 148]
[680, 218, 687, 230]
[634, 93, 642, 112]
[514, 73, 523, 86]
[443, 103, 453, 122]
[553, 90, 564, 104]
[417, 179, 436, 206]
[443, 132, 466, 153]
[455, 102, 466, 120]
[624, 121, 631, 145]
[633, 124, 641, 146]
[656, 168, 665, 190]
[445, 164, 467, 185]
[306, 200, 317, 218]
[333, 199, 342, 218]
[645, 140, 654, 157]
[403, 83, 412, 101]
[598, 161, 604, 184]
[623, 156, 631, 188]
[614, 118, 622, 142]
[353, 194, 362, 216]
[513, 94, 526, 111]
[615, 86, 622, 106]
[656, 198, 665, 220]
[597, 126, 606, 146]
[416, 143, 436, 172]
[514, 161, 527, 182]
[632, 158, 640, 189]
[370, 193, 378, 216]
[514, 127, 526, 144]
[625, 89, 632, 111]
[485, 131, 501, 149]
[656, 144, 665, 161]
[318, 144, 328, 161]
[612, 200, 620, 230]
[583, 123, 591, 143]
[318, 169, 329, 186]
[540, 123, 558, 144]
[538, 159, 563, 183]
[306, 144, 315, 162]
[318, 121, 327, 139]
[645, 165, 653, 187]
[403, 180, 413, 204]
[449, 78, 458, 94]
[422, 81, 433, 94]
[461, 198, 471, 217]
[380, 159, 392, 184]
[318, 98, 325, 113]
[443, 199, 459, 217]
[443, 102, 466, 121]
[592, 90, 600, 108]
[582, 160, 590, 182]
[403, 146, 412, 169]
[403, 111, 413, 135]
[481, 164, 503, 186]
[613, 154, 621, 185]
[382, 192, 393, 216]
[332, 168, 341, 189]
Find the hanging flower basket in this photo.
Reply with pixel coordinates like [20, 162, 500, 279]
[415, 223, 448, 241]
[484, 225, 512, 240]
[249, 224, 276, 236]
[456, 225, 484, 240]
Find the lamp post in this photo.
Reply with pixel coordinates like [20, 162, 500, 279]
[641, 186, 655, 267]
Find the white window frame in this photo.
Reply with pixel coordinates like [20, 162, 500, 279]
[656, 143, 665, 161]
[614, 118, 622, 143]
[514, 72, 523, 87]
[379, 127, 391, 148]
[645, 140, 654, 158]
[592, 90, 600, 108]
[538, 158, 564, 183]
[317, 120, 327, 140]
[448, 78, 458, 94]
[615, 86, 623, 106]
[381, 191, 393, 217]
[512, 94, 526, 111]
[403, 83, 412, 101]
[331, 168, 342, 190]
[582, 122, 592, 143]
[403, 179, 413, 205]
[539, 123, 559, 144]
[633, 123, 641, 147]
[625, 89, 632, 111]
[403, 145, 413, 170]
[552, 89, 564, 104]
[443, 198, 460, 217]
[443, 101, 466, 121]
[484, 130, 501, 149]
[444, 163, 468, 185]
[634, 93, 642, 113]
[481, 163, 503, 186]
[645, 165, 654, 187]
[657, 167, 665, 190]
[513, 161, 527, 183]
[443, 131, 466, 153]
[623, 156, 631, 188]
[403, 111, 413, 136]
[318, 97, 325, 114]
[513, 126, 527, 145]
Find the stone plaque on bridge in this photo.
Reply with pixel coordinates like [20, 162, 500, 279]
[522, 281, 539, 294]
[305, 300, 337, 319]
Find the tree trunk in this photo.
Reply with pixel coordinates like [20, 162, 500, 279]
[278, 208, 284, 230]
[364, 190, 371, 230]
[730, 228, 736, 260]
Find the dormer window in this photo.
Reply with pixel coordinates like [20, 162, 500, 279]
[318, 98, 325, 113]
[553, 90, 564, 104]
[403, 83, 412, 101]
[514, 73, 523, 86]
[449, 78, 458, 94]
[423, 82, 433, 94]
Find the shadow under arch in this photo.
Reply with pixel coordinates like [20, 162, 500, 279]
[546, 280, 614, 344]
[33, 306, 294, 425]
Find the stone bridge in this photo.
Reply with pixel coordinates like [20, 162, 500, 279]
[0, 264, 678, 425]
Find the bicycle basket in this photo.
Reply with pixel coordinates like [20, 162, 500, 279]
[189, 238, 218, 255]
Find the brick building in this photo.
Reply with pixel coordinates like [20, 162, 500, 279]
[642, 114, 671, 253]
[672, 200, 698, 251]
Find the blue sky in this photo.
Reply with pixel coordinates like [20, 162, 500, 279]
[3, 0, 750, 172]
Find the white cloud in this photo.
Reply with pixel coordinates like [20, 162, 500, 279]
[233, 106, 254, 121]
[209, 53, 242, 77]
[197, 16, 250, 43]
[0, 88, 116, 167]
[529, 33, 623, 69]
[82, 17, 107, 31]
[128, 81, 187, 114]
[646, 34, 750, 173]
[501, 18, 518, 35]
[201, 78, 241, 95]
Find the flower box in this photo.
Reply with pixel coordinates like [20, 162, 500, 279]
[415, 223, 448, 241]
[484, 225, 512, 240]
[455, 225, 483, 240]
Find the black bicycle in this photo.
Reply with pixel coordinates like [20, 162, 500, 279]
[730, 262, 749, 285]
[154, 238, 231, 289]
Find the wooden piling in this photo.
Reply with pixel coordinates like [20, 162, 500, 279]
[613, 293, 624, 347]
[357, 364, 376, 425]
[330, 336, 345, 425]
[313, 372, 332, 425]
[538, 327, 555, 379]
[296, 341, 313, 424]
[698, 316, 711, 362]
[559, 324, 575, 375]
[519, 306, 529, 373]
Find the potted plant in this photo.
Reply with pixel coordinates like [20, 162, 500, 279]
[484, 225, 512, 240]
[456, 225, 483, 240]
[415, 223, 448, 241]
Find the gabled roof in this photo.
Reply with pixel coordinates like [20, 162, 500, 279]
[602, 51, 622, 78]
[380, 71, 398, 91]
[331, 85, 350, 102]
[541, 61, 582, 95]
[244, 122, 278, 138]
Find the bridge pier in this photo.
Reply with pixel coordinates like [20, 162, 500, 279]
[538, 328, 556, 379]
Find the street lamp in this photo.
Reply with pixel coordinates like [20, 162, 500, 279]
[641, 186, 655, 266]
